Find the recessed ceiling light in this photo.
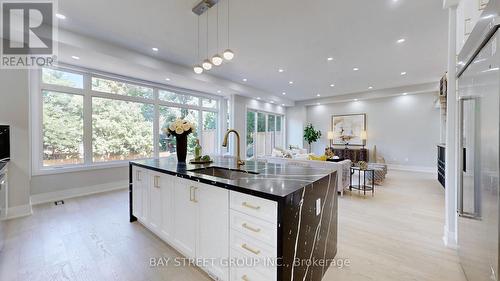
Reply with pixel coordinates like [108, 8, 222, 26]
[257, 97, 261, 100]
[316, 94, 321, 97]
[327, 57, 333, 61]
[282, 92, 286, 95]
[281, 103, 285, 106]
[397, 38, 406, 43]
[152, 47, 159, 52]
[368, 86, 373, 89]
[217, 90, 222, 93]
[165, 78, 170, 81]
[56, 13, 66, 20]
[270, 101, 275, 104]
[401, 71, 407, 75]
[354, 99, 358, 101]
[317, 103, 321, 105]
[278, 68, 284, 73]
[242, 78, 247, 82]
[330, 84, 335, 87]
[353, 67, 359, 71]
[71, 55, 80, 60]
[402, 92, 408, 96]
[288, 81, 294, 85]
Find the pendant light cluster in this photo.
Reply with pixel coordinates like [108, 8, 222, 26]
[193, 0, 234, 74]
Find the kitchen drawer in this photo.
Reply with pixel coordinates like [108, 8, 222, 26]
[231, 265, 276, 281]
[230, 230, 277, 278]
[230, 210, 277, 248]
[230, 191, 277, 224]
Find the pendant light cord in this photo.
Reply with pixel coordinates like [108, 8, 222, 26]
[197, 16, 200, 61]
[227, 0, 230, 48]
[216, 3, 219, 53]
[206, 13, 209, 59]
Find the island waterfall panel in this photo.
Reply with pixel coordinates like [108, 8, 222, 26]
[280, 172, 338, 280]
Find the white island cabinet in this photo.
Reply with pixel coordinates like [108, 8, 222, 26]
[132, 166, 230, 281]
[130, 160, 338, 281]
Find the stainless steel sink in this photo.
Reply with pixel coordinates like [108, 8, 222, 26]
[188, 167, 259, 180]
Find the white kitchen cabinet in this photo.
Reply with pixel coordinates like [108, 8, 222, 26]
[456, 0, 491, 54]
[148, 172, 163, 234]
[172, 177, 197, 259]
[134, 169, 284, 281]
[197, 183, 229, 281]
[141, 170, 150, 223]
[132, 166, 146, 221]
[160, 174, 174, 241]
[171, 177, 230, 281]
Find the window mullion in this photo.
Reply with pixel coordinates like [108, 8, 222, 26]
[83, 73, 93, 165]
[254, 111, 257, 159]
[198, 109, 203, 150]
[153, 89, 159, 159]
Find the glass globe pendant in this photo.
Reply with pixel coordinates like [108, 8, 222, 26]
[202, 59, 213, 70]
[211, 54, 223, 66]
[223, 49, 234, 61]
[193, 64, 203, 74]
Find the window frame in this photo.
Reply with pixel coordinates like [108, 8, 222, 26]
[245, 108, 286, 160]
[31, 65, 223, 176]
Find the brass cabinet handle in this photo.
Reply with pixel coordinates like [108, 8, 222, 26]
[242, 223, 261, 233]
[154, 176, 160, 188]
[241, 244, 260, 255]
[241, 275, 250, 281]
[242, 202, 260, 210]
[190, 186, 198, 203]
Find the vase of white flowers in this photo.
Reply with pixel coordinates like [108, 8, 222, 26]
[166, 119, 196, 163]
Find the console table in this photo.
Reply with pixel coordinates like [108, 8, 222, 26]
[332, 148, 368, 163]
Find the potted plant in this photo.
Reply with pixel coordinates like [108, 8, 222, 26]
[165, 119, 196, 162]
[303, 124, 322, 153]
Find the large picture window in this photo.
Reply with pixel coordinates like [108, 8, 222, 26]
[92, 97, 154, 162]
[42, 91, 84, 166]
[34, 66, 222, 173]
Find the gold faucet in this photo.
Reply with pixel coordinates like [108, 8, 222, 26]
[222, 129, 245, 166]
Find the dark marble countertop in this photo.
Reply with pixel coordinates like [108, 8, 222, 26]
[0, 160, 9, 174]
[130, 156, 336, 201]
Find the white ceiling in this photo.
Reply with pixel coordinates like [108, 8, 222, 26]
[57, 0, 448, 101]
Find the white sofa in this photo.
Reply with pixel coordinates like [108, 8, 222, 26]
[257, 155, 352, 195]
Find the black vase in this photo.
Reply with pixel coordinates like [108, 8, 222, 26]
[175, 134, 188, 163]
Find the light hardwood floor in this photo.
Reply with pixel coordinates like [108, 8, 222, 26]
[0, 170, 466, 281]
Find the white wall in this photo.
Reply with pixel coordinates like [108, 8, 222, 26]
[0, 70, 31, 214]
[30, 167, 127, 197]
[289, 92, 440, 170]
[286, 106, 307, 149]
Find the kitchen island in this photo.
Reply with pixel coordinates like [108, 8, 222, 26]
[129, 156, 338, 281]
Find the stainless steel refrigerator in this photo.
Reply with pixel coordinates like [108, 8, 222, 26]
[457, 1, 500, 281]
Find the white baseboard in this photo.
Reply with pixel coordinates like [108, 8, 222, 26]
[443, 225, 457, 249]
[30, 180, 128, 205]
[387, 164, 436, 174]
[7, 202, 33, 220]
